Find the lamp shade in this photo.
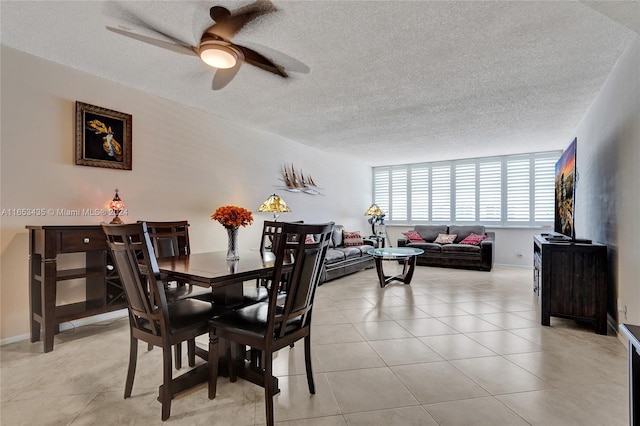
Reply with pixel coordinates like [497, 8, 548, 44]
[364, 203, 383, 216]
[258, 194, 291, 214]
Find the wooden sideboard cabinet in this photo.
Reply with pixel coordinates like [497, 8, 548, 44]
[27, 225, 126, 352]
[533, 235, 608, 334]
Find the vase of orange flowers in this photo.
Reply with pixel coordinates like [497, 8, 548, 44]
[211, 205, 254, 260]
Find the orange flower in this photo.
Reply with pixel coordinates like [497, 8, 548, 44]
[211, 205, 254, 229]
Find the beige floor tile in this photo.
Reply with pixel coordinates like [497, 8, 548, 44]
[416, 304, 469, 317]
[339, 308, 392, 323]
[395, 318, 459, 337]
[277, 416, 348, 426]
[497, 388, 626, 426]
[312, 309, 351, 325]
[380, 306, 432, 320]
[505, 349, 625, 387]
[451, 356, 551, 395]
[449, 301, 506, 314]
[314, 342, 385, 372]
[419, 334, 496, 360]
[369, 338, 443, 365]
[436, 315, 502, 333]
[365, 295, 413, 307]
[508, 326, 590, 351]
[465, 330, 543, 355]
[474, 312, 539, 329]
[1, 394, 97, 426]
[272, 344, 325, 377]
[344, 406, 438, 425]
[325, 367, 419, 414]
[392, 361, 489, 404]
[260, 374, 342, 424]
[424, 396, 529, 426]
[311, 324, 365, 345]
[352, 321, 414, 341]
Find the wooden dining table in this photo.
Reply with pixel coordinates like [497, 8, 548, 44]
[155, 249, 282, 392]
[156, 249, 277, 305]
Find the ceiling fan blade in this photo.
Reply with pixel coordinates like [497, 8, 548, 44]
[212, 64, 242, 90]
[206, 0, 277, 40]
[236, 41, 310, 74]
[236, 44, 287, 78]
[107, 26, 196, 56]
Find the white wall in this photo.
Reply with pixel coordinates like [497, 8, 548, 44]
[572, 37, 640, 331]
[0, 47, 372, 342]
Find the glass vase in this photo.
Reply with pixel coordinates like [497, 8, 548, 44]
[226, 227, 239, 261]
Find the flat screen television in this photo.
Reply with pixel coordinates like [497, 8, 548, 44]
[554, 138, 577, 240]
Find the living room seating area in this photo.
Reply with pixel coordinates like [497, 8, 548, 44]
[398, 225, 494, 271]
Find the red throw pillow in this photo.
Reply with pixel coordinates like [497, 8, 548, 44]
[460, 233, 487, 245]
[343, 230, 364, 247]
[402, 230, 426, 243]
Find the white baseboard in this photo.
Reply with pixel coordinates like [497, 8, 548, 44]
[1, 309, 128, 346]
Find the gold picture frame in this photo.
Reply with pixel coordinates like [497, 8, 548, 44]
[75, 101, 132, 170]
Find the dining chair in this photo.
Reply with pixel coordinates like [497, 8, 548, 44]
[102, 222, 225, 421]
[208, 221, 334, 426]
[144, 220, 213, 369]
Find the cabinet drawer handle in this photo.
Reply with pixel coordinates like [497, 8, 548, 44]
[84, 238, 90, 244]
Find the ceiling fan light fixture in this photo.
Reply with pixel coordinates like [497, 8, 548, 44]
[200, 44, 238, 69]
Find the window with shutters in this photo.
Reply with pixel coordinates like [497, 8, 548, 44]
[372, 152, 559, 227]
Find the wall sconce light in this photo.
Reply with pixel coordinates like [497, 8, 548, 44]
[109, 189, 125, 224]
[257, 193, 291, 220]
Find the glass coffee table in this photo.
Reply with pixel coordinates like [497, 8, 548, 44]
[367, 247, 424, 288]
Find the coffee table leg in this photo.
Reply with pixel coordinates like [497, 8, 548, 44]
[374, 257, 387, 288]
[403, 256, 417, 285]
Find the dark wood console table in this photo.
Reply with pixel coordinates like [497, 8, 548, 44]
[621, 324, 640, 426]
[533, 235, 608, 334]
[27, 225, 126, 352]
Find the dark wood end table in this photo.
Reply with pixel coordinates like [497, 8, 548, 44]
[368, 247, 424, 288]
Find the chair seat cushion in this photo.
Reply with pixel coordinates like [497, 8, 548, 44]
[210, 302, 301, 338]
[243, 286, 269, 304]
[164, 284, 212, 303]
[167, 299, 223, 333]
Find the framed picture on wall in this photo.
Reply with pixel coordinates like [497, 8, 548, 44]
[75, 101, 132, 170]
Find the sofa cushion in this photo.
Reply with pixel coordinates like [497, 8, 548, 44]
[434, 233, 457, 244]
[333, 246, 363, 259]
[415, 225, 448, 242]
[402, 230, 426, 243]
[331, 225, 344, 248]
[343, 230, 364, 247]
[441, 244, 481, 253]
[324, 249, 346, 265]
[449, 225, 485, 243]
[460, 233, 487, 245]
[406, 242, 442, 252]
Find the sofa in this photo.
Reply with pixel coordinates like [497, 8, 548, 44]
[320, 225, 375, 283]
[397, 225, 494, 271]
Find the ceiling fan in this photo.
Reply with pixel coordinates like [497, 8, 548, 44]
[106, 1, 301, 90]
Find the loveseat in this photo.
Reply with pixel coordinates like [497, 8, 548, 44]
[397, 225, 494, 271]
[320, 225, 375, 283]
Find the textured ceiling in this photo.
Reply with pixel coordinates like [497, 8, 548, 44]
[1, 1, 638, 166]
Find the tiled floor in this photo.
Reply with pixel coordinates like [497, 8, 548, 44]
[0, 265, 629, 425]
